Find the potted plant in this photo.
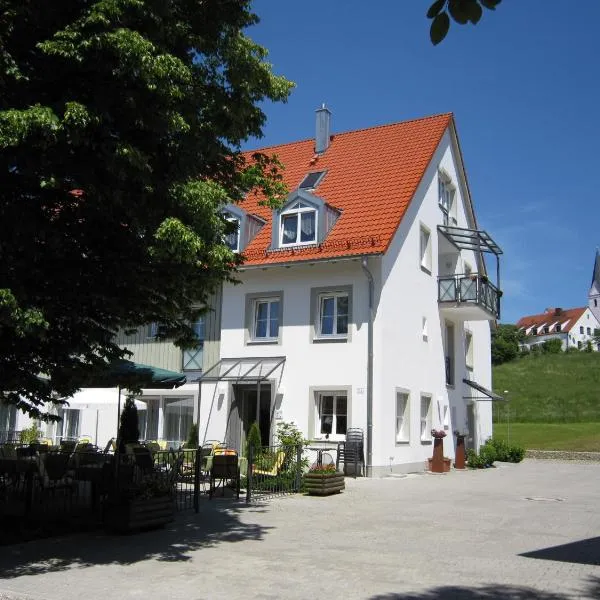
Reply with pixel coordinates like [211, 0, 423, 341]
[427, 429, 451, 473]
[303, 463, 345, 496]
[104, 472, 176, 533]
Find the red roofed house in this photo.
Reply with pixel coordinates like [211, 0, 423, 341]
[517, 307, 600, 351]
[192, 106, 504, 475]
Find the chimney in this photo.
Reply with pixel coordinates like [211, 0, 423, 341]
[315, 103, 331, 154]
[554, 307, 563, 316]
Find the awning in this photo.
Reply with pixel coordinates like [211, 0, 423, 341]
[462, 379, 506, 402]
[196, 356, 286, 383]
[62, 388, 146, 410]
[438, 226, 503, 255]
[92, 360, 187, 389]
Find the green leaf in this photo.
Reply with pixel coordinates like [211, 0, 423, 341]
[480, 0, 502, 9]
[448, 0, 470, 25]
[430, 12, 451, 45]
[468, 2, 483, 24]
[427, 0, 446, 19]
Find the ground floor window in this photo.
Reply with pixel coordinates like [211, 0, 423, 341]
[316, 392, 347, 440]
[56, 409, 81, 440]
[395, 391, 410, 443]
[420, 395, 432, 441]
[163, 397, 194, 447]
[0, 401, 17, 442]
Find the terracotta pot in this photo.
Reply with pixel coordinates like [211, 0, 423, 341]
[454, 435, 466, 469]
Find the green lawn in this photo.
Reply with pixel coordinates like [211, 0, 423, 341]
[493, 422, 600, 451]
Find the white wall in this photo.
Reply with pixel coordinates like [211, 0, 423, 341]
[376, 128, 493, 473]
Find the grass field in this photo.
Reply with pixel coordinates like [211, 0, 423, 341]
[493, 421, 600, 451]
[492, 352, 600, 422]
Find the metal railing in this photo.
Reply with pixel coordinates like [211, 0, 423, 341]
[245, 443, 303, 502]
[438, 273, 501, 318]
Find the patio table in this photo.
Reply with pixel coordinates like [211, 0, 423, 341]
[204, 455, 248, 476]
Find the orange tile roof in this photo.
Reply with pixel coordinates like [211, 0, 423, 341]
[239, 113, 453, 266]
[516, 307, 587, 334]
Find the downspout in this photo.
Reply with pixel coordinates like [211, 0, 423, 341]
[361, 257, 374, 477]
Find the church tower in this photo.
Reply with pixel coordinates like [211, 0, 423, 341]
[589, 250, 600, 322]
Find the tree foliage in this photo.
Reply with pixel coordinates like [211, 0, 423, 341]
[118, 396, 140, 453]
[427, 0, 502, 45]
[542, 338, 563, 354]
[0, 1, 293, 419]
[491, 324, 523, 366]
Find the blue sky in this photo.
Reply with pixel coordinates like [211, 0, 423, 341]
[243, 0, 600, 324]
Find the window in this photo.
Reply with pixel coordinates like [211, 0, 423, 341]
[556, 324, 562, 332]
[163, 397, 194, 448]
[299, 171, 326, 190]
[580, 326, 584, 334]
[543, 326, 549, 334]
[595, 299, 598, 307]
[0, 401, 17, 442]
[253, 298, 280, 340]
[465, 331, 474, 370]
[316, 393, 347, 440]
[183, 318, 205, 371]
[395, 391, 410, 443]
[56, 409, 80, 440]
[439, 175, 456, 226]
[422, 317, 428, 341]
[224, 213, 240, 252]
[420, 225, 432, 273]
[420, 395, 432, 441]
[317, 292, 348, 337]
[280, 201, 317, 245]
[532, 327, 537, 335]
[445, 322, 455, 385]
[587, 327, 591, 335]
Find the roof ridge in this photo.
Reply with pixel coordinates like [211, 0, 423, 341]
[245, 112, 453, 154]
[518, 307, 587, 321]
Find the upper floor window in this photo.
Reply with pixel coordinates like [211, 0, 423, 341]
[420, 225, 432, 273]
[224, 213, 240, 252]
[280, 201, 317, 246]
[318, 292, 349, 338]
[253, 297, 280, 340]
[438, 173, 457, 226]
[556, 324, 562, 332]
[580, 326, 584, 334]
[587, 327, 591, 335]
[183, 318, 205, 371]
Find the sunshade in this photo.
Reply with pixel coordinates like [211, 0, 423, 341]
[94, 360, 187, 389]
[462, 379, 506, 402]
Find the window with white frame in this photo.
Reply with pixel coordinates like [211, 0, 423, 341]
[224, 213, 240, 252]
[420, 225, 432, 273]
[439, 174, 457, 226]
[422, 317, 428, 341]
[316, 392, 347, 440]
[465, 330, 474, 370]
[420, 395, 432, 441]
[56, 409, 81, 441]
[395, 391, 410, 443]
[445, 322, 455, 385]
[280, 201, 317, 246]
[252, 297, 280, 340]
[317, 292, 349, 337]
[0, 401, 17, 442]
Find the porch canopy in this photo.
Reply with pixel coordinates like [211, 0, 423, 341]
[194, 357, 286, 436]
[196, 356, 286, 383]
[438, 226, 503, 256]
[462, 379, 506, 402]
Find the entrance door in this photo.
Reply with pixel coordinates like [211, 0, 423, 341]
[466, 403, 476, 450]
[229, 384, 272, 452]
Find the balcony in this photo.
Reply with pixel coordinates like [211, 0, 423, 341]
[438, 273, 501, 320]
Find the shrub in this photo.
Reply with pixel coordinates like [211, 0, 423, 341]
[19, 423, 43, 445]
[542, 338, 563, 354]
[507, 445, 525, 462]
[466, 448, 484, 469]
[186, 423, 199, 448]
[487, 438, 525, 463]
[479, 443, 497, 466]
[245, 421, 262, 458]
[565, 346, 579, 354]
[118, 396, 140, 452]
[585, 340, 593, 353]
[519, 347, 531, 357]
[530, 344, 541, 354]
[275, 421, 308, 473]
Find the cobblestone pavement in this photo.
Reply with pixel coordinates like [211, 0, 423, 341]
[1, 459, 599, 600]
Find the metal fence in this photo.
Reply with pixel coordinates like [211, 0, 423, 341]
[244, 443, 303, 502]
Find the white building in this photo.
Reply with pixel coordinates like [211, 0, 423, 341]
[2, 109, 503, 474]
[517, 306, 600, 351]
[196, 108, 503, 475]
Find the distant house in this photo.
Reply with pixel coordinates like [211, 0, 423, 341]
[516, 307, 600, 351]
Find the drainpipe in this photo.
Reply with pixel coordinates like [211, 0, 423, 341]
[361, 257, 374, 477]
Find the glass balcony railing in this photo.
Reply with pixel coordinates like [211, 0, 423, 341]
[438, 273, 501, 319]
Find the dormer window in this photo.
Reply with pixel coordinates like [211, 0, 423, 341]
[224, 213, 240, 252]
[280, 201, 317, 246]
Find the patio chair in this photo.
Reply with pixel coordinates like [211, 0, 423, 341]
[253, 450, 285, 478]
[102, 438, 116, 454]
[38, 452, 75, 497]
[209, 454, 240, 499]
[133, 446, 154, 474]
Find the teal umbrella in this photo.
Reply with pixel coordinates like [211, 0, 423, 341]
[108, 360, 187, 389]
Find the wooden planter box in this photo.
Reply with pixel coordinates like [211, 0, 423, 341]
[427, 457, 452, 473]
[105, 495, 175, 533]
[304, 472, 345, 496]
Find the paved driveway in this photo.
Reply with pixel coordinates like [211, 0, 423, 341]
[1, 460, 598, 600]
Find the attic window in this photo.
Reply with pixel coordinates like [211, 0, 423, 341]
[299, 171, 326, 190]
[556, 324, 562, 332]
[224, 213, 240, 252]
[280, 201, 317, 245]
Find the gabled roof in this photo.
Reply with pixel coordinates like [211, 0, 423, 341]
[516, 307, 587, 334]
[591, 249, 600, 289]
[239, 113, 453, 266]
